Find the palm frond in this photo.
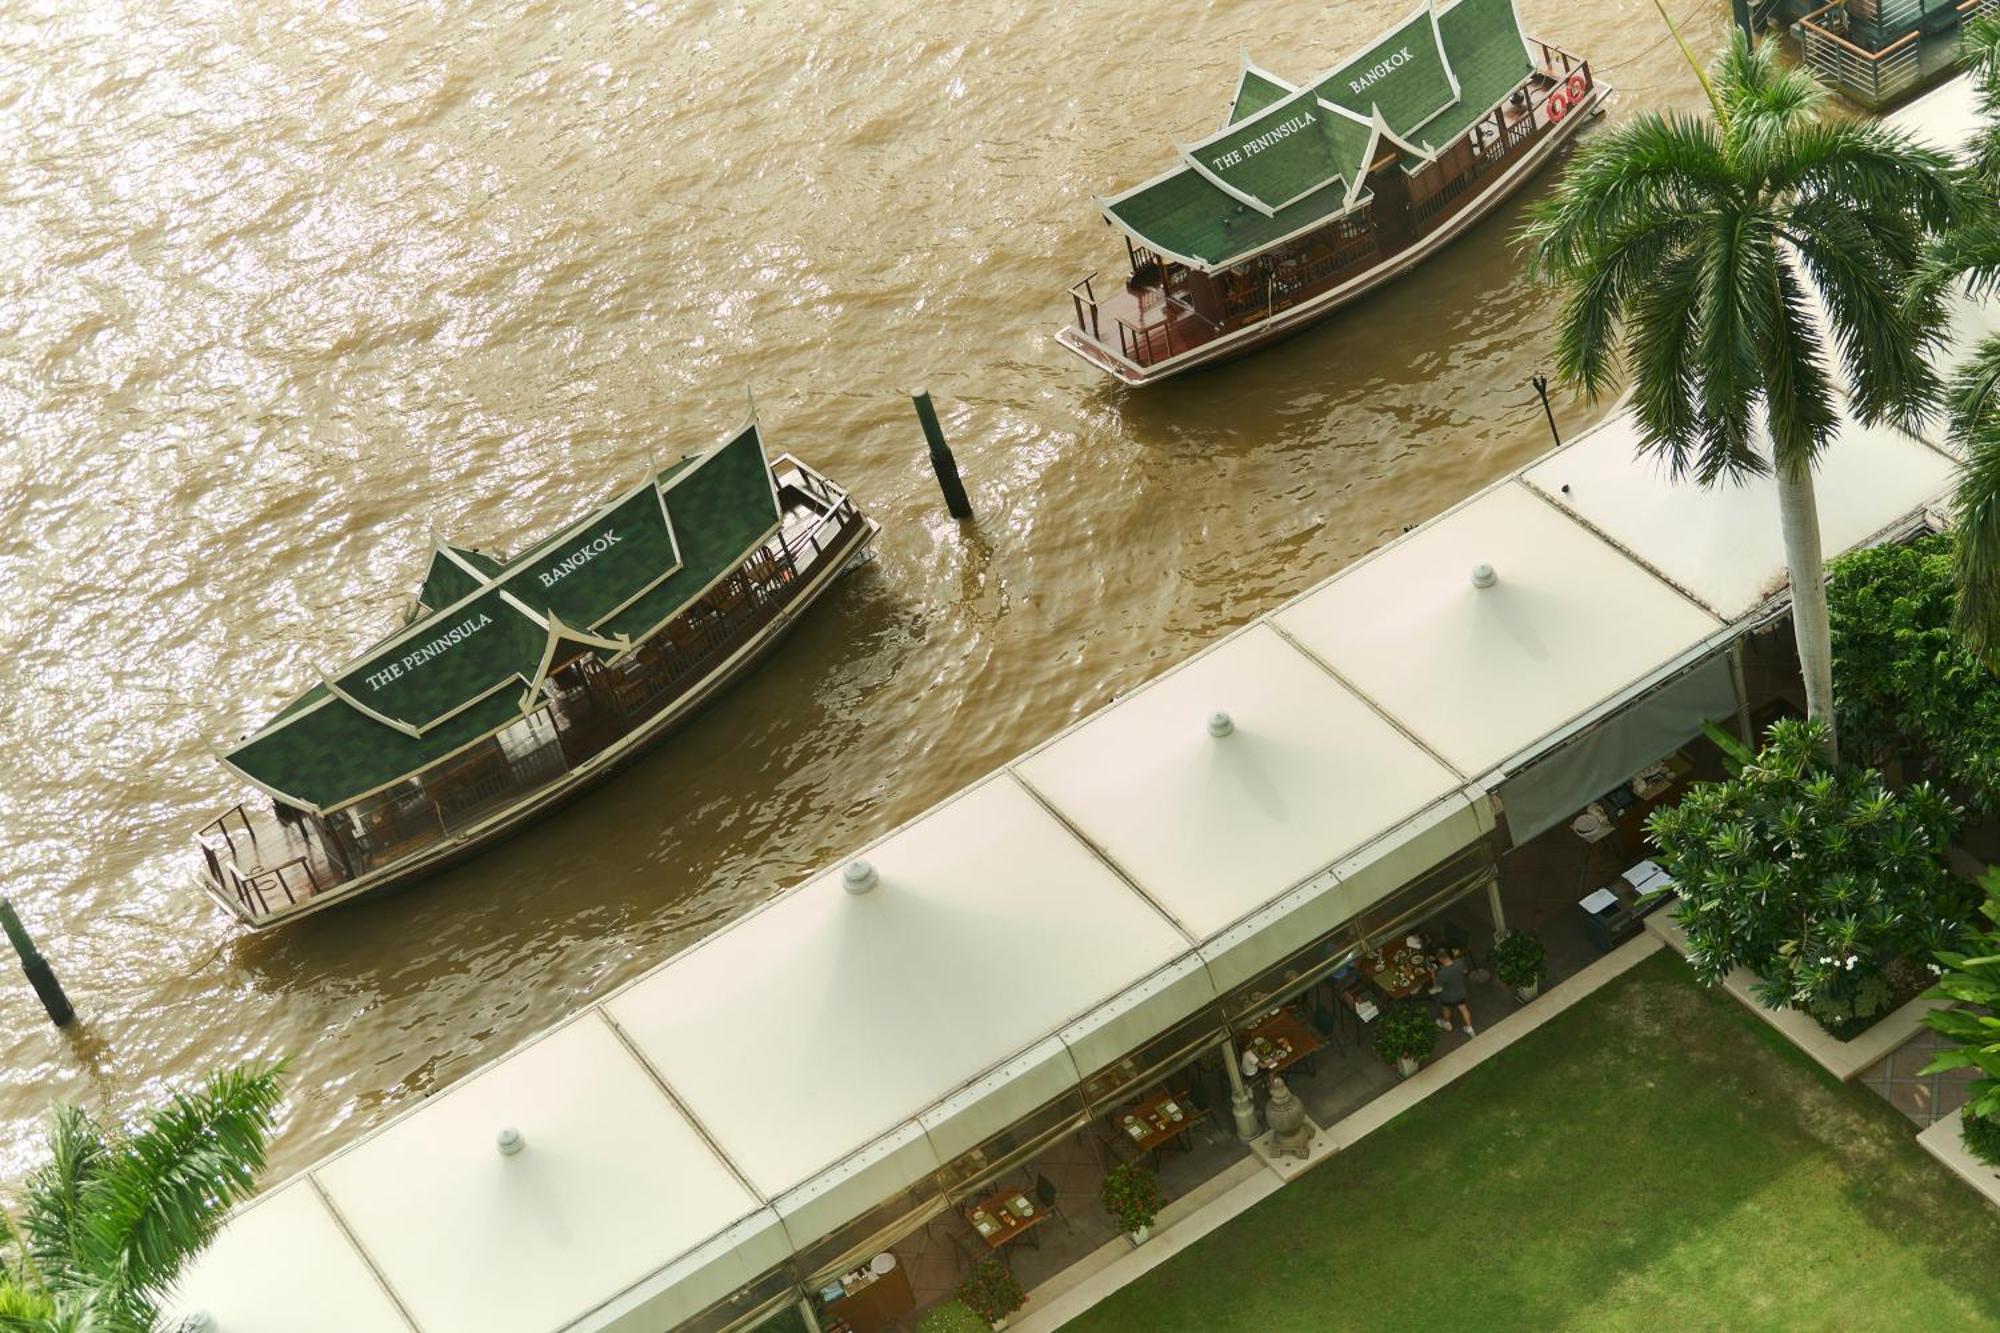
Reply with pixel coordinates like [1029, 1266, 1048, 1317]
[1756, 258, 1842, 475]
[17, 1106, 108, 1290]
[1785, 202, 1945, 432]
[1521, 112, 1729, 280]
[1689, 209, 1769, 482]
[1768, 121, 1959, 237]
[75, 1063, 284, 1317]
[1626, 248, 1711, 475]
[1950, 335, 2000, 660]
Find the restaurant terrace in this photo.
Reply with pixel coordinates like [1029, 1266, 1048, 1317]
[165, 75, 1985, 1333]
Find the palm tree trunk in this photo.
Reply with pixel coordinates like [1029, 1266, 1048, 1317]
[1776, 460, 1839, 761]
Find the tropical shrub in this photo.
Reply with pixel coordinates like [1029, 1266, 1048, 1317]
[1491, 930, 1548, 992]
[1828, 532, 2000, 811]
[1648, 719, 1968, 1027]
[1372, 1002, 1440, 1067]
[916, 1300, 993, 1332]
[0, 1062, 285, 1329]
[956, 1258, 1024, 1325]
[1097, 1162, 1165, 1235]
[1964, 1112, 2000, 1166]
[1922, 870, 2000, 1134]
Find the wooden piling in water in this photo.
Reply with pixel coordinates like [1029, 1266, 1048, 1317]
[0, 896, 74, 1027]
[912, 388, 973, 520]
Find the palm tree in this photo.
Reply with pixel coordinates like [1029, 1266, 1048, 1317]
[1911, 14, 2000, 660]
[1523, 25, 1959, 759]
[0, 1063, 284, 1333]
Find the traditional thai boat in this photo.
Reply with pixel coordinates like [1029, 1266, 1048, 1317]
[196, 417, 876, 930]
[1059, 0, 1607, 386]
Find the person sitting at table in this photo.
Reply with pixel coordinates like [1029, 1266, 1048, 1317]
[1430, 944, 1474, 1038]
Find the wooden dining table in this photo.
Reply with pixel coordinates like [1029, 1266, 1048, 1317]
[1359, 942, 1433, 1000]
[1239, 1006, 1323, 1075]
[1113, 1088, 1199, 1155]
[965, 1185, 1050, 1251]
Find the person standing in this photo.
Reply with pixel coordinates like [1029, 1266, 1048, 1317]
[1431, 944, 1474, 1038]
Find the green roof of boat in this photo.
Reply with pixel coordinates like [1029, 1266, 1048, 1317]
[224, 421, 784, 812]
[1102, 0, 1536, 272]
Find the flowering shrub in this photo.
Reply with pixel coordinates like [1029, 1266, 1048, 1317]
[1648, 719, 1970, 1029]
[955, 1259, 1024, 1325]
[1098, 1162, 1165, 1234]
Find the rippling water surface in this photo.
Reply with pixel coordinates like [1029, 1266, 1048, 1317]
[0, 0, 1729, 1186]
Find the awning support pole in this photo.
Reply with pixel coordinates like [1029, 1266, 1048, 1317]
[1727, 636, 1753, 747]
[1486, 876, 1508, 940]
[796, 1296, 824, 1333]
[1222, 1036, 1260, 1141]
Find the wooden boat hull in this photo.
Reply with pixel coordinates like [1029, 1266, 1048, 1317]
[197, 511, 878, 930]
[1058, 81, 1612, 388]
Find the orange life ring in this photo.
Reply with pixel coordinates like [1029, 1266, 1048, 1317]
[1546, 89, 1569, 123]
[1567, 72, 1588, 102]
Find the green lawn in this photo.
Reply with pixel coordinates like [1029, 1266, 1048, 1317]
[1067, 951, 2000, 1332]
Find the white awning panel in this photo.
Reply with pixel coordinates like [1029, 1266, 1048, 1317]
[1272, 482, 1724, 779]
[162, 1180, 411, 1333]
[1196, 792, 1488, 993]
[1520, 405, 1956, 619]
[1058, 952, 1218, 1080]
[315, 1013, 760, 1333]
[1887, 72, 1982, 150]
[918, 1035, 1084, 1165]
[588, 1208, 793, 1333]
[1015, 622, 1470, 941]
[604, 773, 1191, 1201]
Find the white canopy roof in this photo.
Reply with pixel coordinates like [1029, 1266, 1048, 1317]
[1272, 481, 1726, 779]
[1521, 404, 1957, 619]
[165, 1181, 412, 1333]
[605, 772, 1194, 1206]
[1014, 622, 1467, 940]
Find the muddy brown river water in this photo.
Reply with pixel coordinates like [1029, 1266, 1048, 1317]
[0, 0, 1730, 1188]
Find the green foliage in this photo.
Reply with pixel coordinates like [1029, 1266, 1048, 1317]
[0, 1063, 285, 1332]
[915, 1299, 993, 1333]
[1522, 30, 1955, 476]
[1962, 1111, 2000, 1166]
[1920, 869, 2000, 1120]
[1097, 1162, 1165, 1235]
[1828, 532, 2000, 810]
[1648, 718, 1968, 1023]
[1372, 1002, 1440, 1067]
[1491, 930, 1549, 991]
[955, 1259, 1024, 1325]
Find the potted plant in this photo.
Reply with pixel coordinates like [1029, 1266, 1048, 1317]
[956, 1258, 1024, 1329]
[1372, 1001, 1439, 1077]
[1491, 929, 1548, 1001]
[917, 1298, 999, 1332]
[1098, 1160, 1166, 1245]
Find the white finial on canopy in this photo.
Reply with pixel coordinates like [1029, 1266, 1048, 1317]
[1208, 711, 1235, 738]
[1470, 562, 1497, 589]
[843, 860, 879, 895]
[497, 1127, 525, 1157]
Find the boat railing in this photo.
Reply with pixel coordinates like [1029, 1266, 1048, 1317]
[197, 803, 261, 865]
[1411, 56, 1593, 231]
[1068, 272, 1105, 343]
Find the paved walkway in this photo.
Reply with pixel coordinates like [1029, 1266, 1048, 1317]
[1858, 1026, 1975, 1127]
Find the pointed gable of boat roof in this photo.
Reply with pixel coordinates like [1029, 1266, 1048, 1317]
[1430, 0, 1536, 142]
[417, 540, 505, 614]
[1177, 84, 1362, 217]
[1312, 0, 1460, 143]
[1225, 52, 1299, 127]
[221, 416, 787, 813]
